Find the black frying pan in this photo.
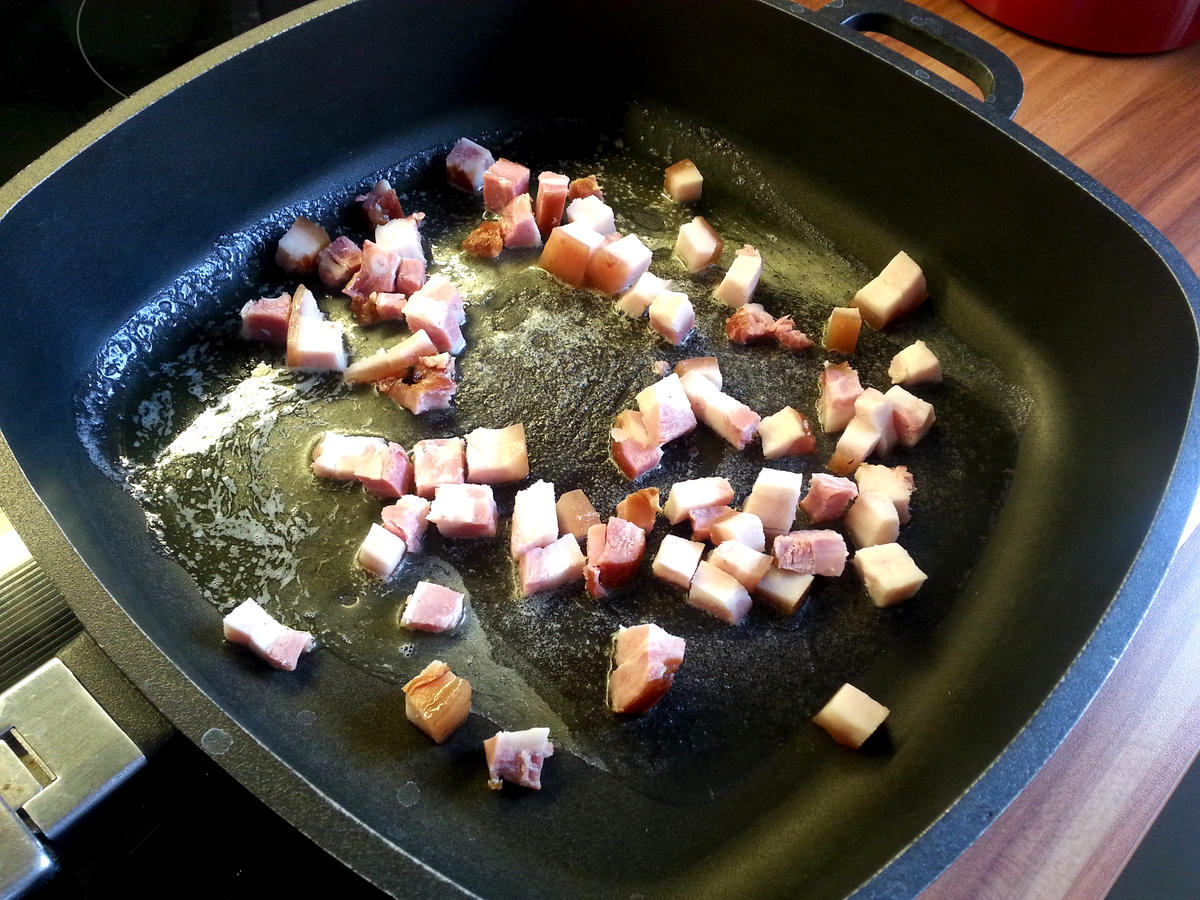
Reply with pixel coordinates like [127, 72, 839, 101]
[0, 1, 1197, 897]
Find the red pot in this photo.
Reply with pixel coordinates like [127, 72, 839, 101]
[963, 0, 1200, 53]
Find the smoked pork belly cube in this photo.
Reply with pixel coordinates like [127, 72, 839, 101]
[817, 361, 865, 433]
[674, 356, 722, 389]
[709, 511, 766, 553]
[343, 240, 400, 300]
[500, 193, 542, 249]
[511, 479, 558, 560]
[404, 660, 471, 744]
[483, 158, 531, 213]
[344, 329, 439, 383]
[394, 257, 426, 296]
[800, 473, 858, 524]
[689, 505, 734, 542]
[851, 250, 928, 330]
[223, 599, 315, 671]
[853, 542, 927, 607]
[635, 373, 697, 445]
[648, 291, 696, 346]
[565, 194, 616, 234]
[855, 464, 915, 524]
[414, 274, 466, 324]
[350, 291, 407, 327]
[663, 158, 703, 203]
[275, 216, 330, 273]
[311, 432, 385, 480]
[854, 388, 899, 456]
[708, 541, 772, 591]
[535, 171, 570, 238]
[610, 410, 664, 480]
[356, 178, 404, 227]
[400, 581, 465, 633]
[652, 534, 705, 589]
[742, 468, 805, 539]
[609, 623, 686, 714]
[844, 490, 900, 548]
[413, 437, 465, 498]
[674, 216, 723, 272]
[773, 529, 848, 577]
[286, 285, 346, 371]
[758, 407, 817, 459]
[663, 476, 735, 524]
[375, 214, 424, 261]
[616, 487, 661, 534]
[381, 495, 432, 553]
[888, 339, 942, 386]
[725, 302, 777, 344]
[446, 137, 495, 192]
[586, 234, 652, 295]
[677, 371, 761, 450]
[823, 306, 862, 353]
[687, 561, 752, 625]
[568, 175, 603, 200]
[484, 727, 554, 790]
[353, 441, 413, 499]
[773, 317, 814, 350]
[539, 221, 607, 287]
[712, 245, 763, 308]
[429, 483, 498, 538]
[385, 353, 458, 415]
[885, 385, 936, 447]
[812, 683, 889, 749]
[754, 568, 814, 615]
[465, 423, 529, 484]
[617, 272, 671, 318]
[518, 534, 586, 595]
[358, 523, 407, 578]
[462, 220, 504, 258]
[404, 287, 466, 355]
[585, 517, 646, 596]
[829, 416, 882, 476]
[239, 293, 291, 343]
[557, 489, 601, 541]
[317, 236, 364, 288]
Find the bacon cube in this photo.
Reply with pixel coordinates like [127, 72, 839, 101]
[446, 137, 495, 192]
[800, 473, 858, 524]
[465, 423, 529, 484]
[708, 511, 766, 552]
[353, 441, 413, 499]
[286, 285, 345, 372]
[484, 727, 553, 790]
[816, 361, 865, 433]
[404, 660, 471, 744]
[617, 271, 671, 318]
[385, 353, 458, 415]
[855, 464, 915, 524]
[851, 250, 928, 330]
[663, 158, 703, 203]
[829, 416, 883, 476]
[511, 479, 558, 560]
[813, 683, 889, 748]
[742, 468, 805, 539]
[565, 195, 616, 234]
[823, 306, 862, 353]
[773, 530, 848, 577]
[462, 220, 504, 258]
[501, 193, 542, 249]
[652, 534, 704, 589]
[713, 245, 762, 307]
[615, 487, 660, 534]
[311, 432, 385, 480]
[429, 483, 498, 538]
[708, 541, 772, 591]
[610, 410, 663, 480]
[223, 599, 315, 671]
[375, 215, 424, 261]
[413, 438, 465, 499]
[356, 178, 404, 227]
[888, 339, 942, 386]
[754, 568, 814, 615]
[586, 234, 652, 295]
[343, 241, 399, 300]
[584, 517, 646, 596]
[687, 561, 752, 624]
[239, 293, 291, 343]
[381, 495, 432, 553]
[635, 373, 697, 446]
[357, 523, 407, 578]
[758, 406, 816, 459]
[677, 371, 760, 449]
[674, 356, 722, 389]
[845, 490, 900, 548]
[482, 158, 530, 213]
[344, 330, 439, 383]
[608, 623, 685, 714]
[535, 171, 570, 238]
[568, 175, 603, 200]
[674, 216, 723, 272]
[663, 476, 735, 524]
[648, 291, 695, 346]
[518, 534, 586, 595]
[539, 222, 607, 287]
[404, 286, 466, 355]
[854, 388, 899, 456]
[400, 581, 465, 633]
[395, 257, 426, 296]
[275, 216, 330, 273]
[852, 542, 927, 606]
[885, 385, 936, 447]
[556, 489, 601, 541]
[689, 505, 735, 542]
[317, 236, 363, 288]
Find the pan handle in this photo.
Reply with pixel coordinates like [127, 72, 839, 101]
[810, 0, 1024, 120]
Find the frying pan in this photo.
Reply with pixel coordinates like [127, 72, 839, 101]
[0, 0, 1197, 897]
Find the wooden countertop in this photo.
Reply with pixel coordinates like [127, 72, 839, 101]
[798, 0, 1200, 895]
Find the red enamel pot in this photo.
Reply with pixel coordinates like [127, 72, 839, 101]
[963, 0, 1200, 53]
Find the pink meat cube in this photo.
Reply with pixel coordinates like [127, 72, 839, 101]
[484, 728, 554, 790]
[385, 353, 458, 415]
[608, 623, 686, 714]
[844, 490, 901, 548]
[357, 523, 407, 578]
[404, 287, 466, 355]
[674, 216, 723, 272]
[584, 517, 646, 597]
[446, 137, 495, 192]
[465, 424, 529, 484]
[648, 291, 696, 346]
[518, 534, 586, 595]
[712, 245, 762, 307]
[286, 285, 345, 372]
[822, 306, 862, 354]
[677, 371, 760, 450]
[239, 293, 291, 343]
[585, 234, 652, 295]
[539, 221, 607, 287]
[353, 441, 413, 499]
[663, 476, 735, 524]
[344, 240, 401, 299]
[800, 473, 859, 524]
[689, 505, 734, 542]
[742, 468, 805, 540]
[511, 479, 559, 560]
[275, 216, 330, 273]
[483, 158, 531, 213]
[754, 568, 815, 615]
[556, 489, 601, 541]
[888, 339, 942, 386]
[223, 599, 315, 671]
[428, 483, 498, 538]
[311, 432, 385, 480]
[663, 158, 703, 203]
[758, 406, 817, 459]
[725, 303, 777, 344]
[400, 581, 465, 633]
[852, 251, 928, 330]
[829, 416, 883, 476]
[501, 193, 542, 249]
[635, 373, 697, 445]
[708, 511, 766, 553]
[381, 495, 432, 553]
[674, 356, 722, 389]
[687, 561, 752, 624]
[564, 195, 616, 234]
[413, 438, 465, 499]
[610, 410, 664, 480]
[395, 257, 426, 295]
[616, 271, 670, 318]
[855, 464, 915, 524]
[853, 542, 927, 607]
[817, 361, 865, 433]
[616, 488, 661, 534]
[316, 237, 363, 288]
[343, 330, 439, 383]
[708, 541, 772, 591]
[374, 215, 424, 261]
[854, 388, 899, 456]
[885, 385, 936, 447]
[356, 178, 404, 227]
[651, 534, 705, 589]
[535, 171, 570, 238]
[773, 530, 848, 577]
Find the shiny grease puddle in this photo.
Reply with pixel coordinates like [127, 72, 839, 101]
[76, 115, 1027, 803]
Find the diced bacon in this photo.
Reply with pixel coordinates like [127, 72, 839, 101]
[534, 171, 570, 238]
[465, 424, 529, 484]
[758, 407, 816, 459]
[648, 291, 695, 346]
[616, 271, 671, 318]
[446, 137, 495, 192]
[511, 480, 558, 560]
[635, 373, 697, 445]
[708, 540, 772, 591]
[414, 274, 466, 324]
[772, 317, 814, 350]
[855, 464, 915, 524]
[773, 530, 848, 577]
[823, 306, 862, 353]
[404, 286, 466, 355]
[223, 599, 315, 671]
[888, 339, 942, 386]
[500, 193, 542, 249]
[674, 216, 723, 272]
[713, 245, 763, 307]
[689, 505, 734, 542]
[316, 236, 363, 288]
[484, 727, 554, 790]
[652, 534, 705, 589]
[813, 683, 889, 749]
[677, 371, 761, 450]
[286, 284, 345, 371]
[608, 623, 685, 714]
[375, 215, 424, 261]
[853, 388, 898, 456]
[663, 476, 735, 524]
[413, 437, 465, 499]
[610, 410, 663, 480]
[852, 251, 928, 330]
[394, 257, 426, 296]
[239, 293, 291, 343]
[344, 329, 439, 383]
[663, 159, 703, 203]
[817, 361, 865, 433]
[311, 432, 385, 480]
[381, 495, 431, 553]
[344, 240, 401, 300]
[358, 523, 407, 578]
[586, 234, 652, 295]
[674, 356, 722, 389]
[724, 302, 776, 343]
[404, 660, 471, 744]
[462, 221, 504, 258]
[616, 488, 661, 534]
[885, 385, 936, 447]
[742, 468, 805, 540]
[539, 221, 607, 286]
[350, 290, 406, 326]
[353, 441, 413, 499]
[754, 568, 814, 615]
[428, 483, 498, 538]
[568, 175, 603, 200]
[845, 490, 900, 548]
[585, 517, 646, 596]
[829, 417, 882, 476]
[565, 195, 616, 234]
[483, 158, 531, 213]
[853, 542, 927, 607]
[356, 179, 404, 227]
[688, 561, 752, 624]
[556, 489, 601, 541]
[275, 216, 330, 273]
[385, 353, 458, 415]
[400, 581, 465, 633]
[800, 473, 859, 524]
[518, 534, 586, 595]
[709, 511, 766, 552]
